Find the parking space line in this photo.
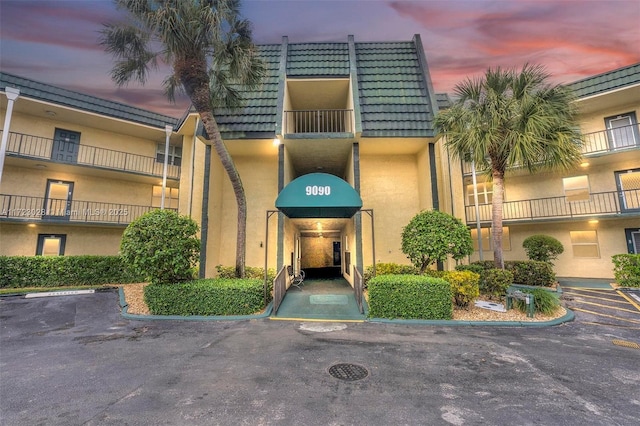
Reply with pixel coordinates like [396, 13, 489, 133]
[617, 291, 640, 312]
[563, 291, 632, 304]
[581, 321, 640, 330]
[572, 308, 640, 324]
[563, 287, 615, 293]
[572, 300, 640, 314]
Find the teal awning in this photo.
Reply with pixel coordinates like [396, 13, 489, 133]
[275, 173, 362, 218]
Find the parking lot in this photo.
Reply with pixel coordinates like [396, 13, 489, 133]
[562, 286, 640, 330]
[1, 289, 640, 425]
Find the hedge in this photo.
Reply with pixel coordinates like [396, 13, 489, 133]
[612, 254, 640, 288]
[363, 263, 419, 287]
[144, 278, 265, 316]
[457, 260, 555, 287]
[0, 256, 144, 288]
[367, 274, 452, 320]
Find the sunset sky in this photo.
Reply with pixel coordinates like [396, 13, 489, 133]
[1, 0, 639, 118]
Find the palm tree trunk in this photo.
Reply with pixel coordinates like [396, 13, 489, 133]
[181, 67, 246, 278]
[492, 169, 505, 269]
[199, 110, 247, 278]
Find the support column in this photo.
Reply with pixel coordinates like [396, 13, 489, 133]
[199, 144, 211, 278]
[0, 87, 20, 186]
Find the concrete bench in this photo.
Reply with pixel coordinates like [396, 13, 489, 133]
[506, 289, 535, 318]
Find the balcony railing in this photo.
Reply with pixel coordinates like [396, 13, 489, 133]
[0, 194, 174, 225]
[461, 123, 640, 175]
[284, 109, 353, 134]
[465, 188, 640, 224]
[1, 131, 180, 179]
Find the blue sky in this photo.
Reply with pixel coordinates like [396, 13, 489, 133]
[1, 0, 639, 117]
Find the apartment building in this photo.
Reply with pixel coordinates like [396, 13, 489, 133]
[456, 63, 640, 279]
[3, 39, 635, 282]
[0, 73, 182, 257]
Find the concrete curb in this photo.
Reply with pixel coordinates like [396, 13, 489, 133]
[118, 286, 274, 321]
[118, 287, 575, 326]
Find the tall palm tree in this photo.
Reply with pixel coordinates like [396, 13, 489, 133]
[435, 64, 583, 268]
[100, 0, 265, 278]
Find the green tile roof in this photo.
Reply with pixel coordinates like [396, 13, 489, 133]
[214, 37, 438, 139]
[0, 72, 178, 129]
[567, 62, 640, 99]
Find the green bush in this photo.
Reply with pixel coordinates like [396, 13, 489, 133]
[612, 254, 640, 287]
[216, 265, 275, 301]
[506, 261, 555, 287]
[120, 209, 200, 285]
[401, 210, 473, 273]
[368, 274, 452, 320]
[481, 269, 513, 299]
[144, 278, 265, 316]
[523, 234, 564, 264]
[363, 263, 418, 287]
[0, 256, 143, 288]
[513, 288, 560, 315]
[463, 260, 555, 287]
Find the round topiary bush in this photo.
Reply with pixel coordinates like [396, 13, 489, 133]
[523, 234, 564, 264]
[120, 209, 200, 284]
[401, 210, 473, 273]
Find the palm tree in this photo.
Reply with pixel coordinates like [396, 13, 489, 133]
[100, 0, 265, 278]
[435, 64, 583, 268]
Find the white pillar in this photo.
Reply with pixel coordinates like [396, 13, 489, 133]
[0, 87, 21, 187]
[471, 159, 484, 261]
[160, 124, 173, 209]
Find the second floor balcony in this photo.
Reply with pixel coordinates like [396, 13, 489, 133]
[0, 193, 174, 225]
[465, 188, 640, 224]
[284, 109, 354, 136]
[461, 123, 640, 175]
[1, 130, 180, 180]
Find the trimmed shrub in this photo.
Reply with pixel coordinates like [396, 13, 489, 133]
[363, 263, 419, 287]
[216, 265, 275, 301]
[0, 256, 143, 288]
[443, 270, 480, 308]
[455, 263, 485, 275]
[523, 234, 564, 264]
[368, 274, 452, 320]
[401, 210, 473, 273]
[144, 278, 264, 316]
[120, 209, 200, 285]
[481, 268, 513, 299]
[506, 261, 555, 287]
[612, 254, 640, 287]
[513, 288, 560, 315]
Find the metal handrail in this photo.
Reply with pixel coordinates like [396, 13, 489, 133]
[0, 130, 180, 179]
[465, 188, 640, 224]
[284, 109, 353, 134]
[353, 266, 364, 314]
[461, 123, 640, 175]
[272, 265, 288, 315]
[0, 193, 175, 225]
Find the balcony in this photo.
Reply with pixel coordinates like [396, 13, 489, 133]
[1, 194, 174, 225]
[1, 131, 180, 179]
[465, 188, 640, 224]
[461, 123, 640, 175]
[284, 109, 354, 136]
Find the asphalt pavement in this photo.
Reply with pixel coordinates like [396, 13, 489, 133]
[1, 289, 639, 425]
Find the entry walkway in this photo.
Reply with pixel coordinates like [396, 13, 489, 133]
[273, 278, 368, 321]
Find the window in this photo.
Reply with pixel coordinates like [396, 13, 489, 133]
[625, 228, 640, 254]
[156, 144, 182, 166]
[570, 230, 600, 258]
[37, 234, 66, 256]
[152, 186, 179, 209]
[563, 175, 590, 202]
[605, 112, 639, 149]
[615, 169, 640, 211]
[470, 227, 511, 251]
[466, 181, 493, 205]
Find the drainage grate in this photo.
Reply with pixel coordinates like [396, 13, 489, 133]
[612, 339, 640, 349]
[328, 363, 369, 381]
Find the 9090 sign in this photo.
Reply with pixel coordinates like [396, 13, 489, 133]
[305, 185, 331, 196]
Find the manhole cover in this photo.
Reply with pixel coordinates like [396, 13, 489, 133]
[328, 363, 368, 381]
